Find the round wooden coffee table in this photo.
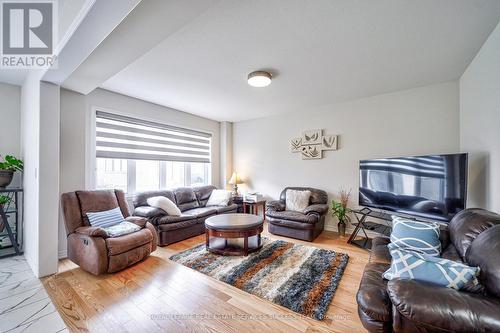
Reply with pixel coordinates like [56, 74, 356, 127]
[205, 213, 263, 256]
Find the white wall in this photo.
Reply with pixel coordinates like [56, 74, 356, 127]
[38, 82, 60, 276]
[0, 83, 21, 186]
[233, 81, 460, 230]
[460, 22, 500, 213]
[20, 74, 61, 277]
[21, 72, 41, 274]
[220, 121, 233, 190]
[58, 88, 221, 257]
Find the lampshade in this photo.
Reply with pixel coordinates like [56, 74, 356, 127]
[228, 172, 243, 185]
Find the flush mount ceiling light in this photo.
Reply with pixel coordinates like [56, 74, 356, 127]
[247, 70, 272, 87]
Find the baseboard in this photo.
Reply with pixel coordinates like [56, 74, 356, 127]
[58, 249, 67, 259]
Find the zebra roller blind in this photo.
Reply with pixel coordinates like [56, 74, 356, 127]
[96, 111, 211, 163]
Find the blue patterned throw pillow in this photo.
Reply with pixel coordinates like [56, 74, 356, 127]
[86, 207, 124, 228]
[389, 216, 441, 256]
[383, 248, 480, 290]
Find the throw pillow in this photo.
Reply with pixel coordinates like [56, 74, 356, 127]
[383, 248, 480, 290]
[206, 189, 232, 207]
[286, 189, 311, 212]
[147, 196, 181, 216]
[86, 207, 124, 228]
[104, 221, 141, 238]
[389, 216, 441, 256]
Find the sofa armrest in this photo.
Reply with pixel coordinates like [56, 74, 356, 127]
[125, 216, 148, 228]
[133, 206, 165, 218]
[75, 226, 108, 238]
[388, 279, 500, 333]
[266, 200, 285, 212]
[303, 204, 329, 216]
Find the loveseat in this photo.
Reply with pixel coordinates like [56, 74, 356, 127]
[265, 187, 329, 241]
[132, 185, 238, 246]
[356, 208, 500, 333]
[61, 190, 157, 275]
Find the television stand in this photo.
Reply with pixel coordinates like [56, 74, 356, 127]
[347, 207, 392, 250]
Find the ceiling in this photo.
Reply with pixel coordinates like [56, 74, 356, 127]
[67, 1, 500, 121]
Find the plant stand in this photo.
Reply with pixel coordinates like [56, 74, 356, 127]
[0, 188, 23, 258]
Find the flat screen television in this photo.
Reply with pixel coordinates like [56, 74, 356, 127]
[359, 153, 468, 222]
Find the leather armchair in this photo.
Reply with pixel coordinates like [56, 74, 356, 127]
[266, 187, 328, 241]
[61, 190, 157, 275]
[356, 208, 500, 333]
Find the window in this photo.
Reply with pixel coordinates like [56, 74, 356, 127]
[94, 111, 211, 193]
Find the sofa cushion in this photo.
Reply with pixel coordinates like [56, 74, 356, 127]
[214, 204, 238, 214]
[133, 190, 175, 208]
[441, 243, 463, 263]
[193, 185, 216, 206]
[133, 206, 165, 219]
[105, 228, 153, 255]
[147, 196, 181, 216]
[356, 262, 392, 322]
[389, 216, 441, 256]
[266, 210, 318, 223]
[370, 236, 391, 265]
[450, 208, 500, 260]
[183, 207, 217, 218]
[153, 214, 196, 225]
[384, 248, 480, 290]
[268, 218, 317, 230]
[174, 188, 200, 212]
[158, 218, 201, 231]
[76, 190, 120, 224]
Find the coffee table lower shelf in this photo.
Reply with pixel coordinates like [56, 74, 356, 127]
[206, 225, 263, 256]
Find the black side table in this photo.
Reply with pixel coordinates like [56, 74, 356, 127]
[0, 188, 23, 257]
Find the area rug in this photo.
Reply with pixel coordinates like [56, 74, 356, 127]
[169, 238, 349, 320]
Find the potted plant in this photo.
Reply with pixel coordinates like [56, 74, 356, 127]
[0, 195, 10, 232]
[331, 189, 352, 237]
[0, 155, 23, 188]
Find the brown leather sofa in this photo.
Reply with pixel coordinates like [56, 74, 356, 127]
[265, 187, 329, 242]
[356, 208, 500, 333]
[132, 185, 238, 246]
[61, 190, 157, 275]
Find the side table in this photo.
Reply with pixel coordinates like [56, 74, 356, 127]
[242, 200, 266, 221]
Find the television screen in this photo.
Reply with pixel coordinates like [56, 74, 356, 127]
[359, 153, 468, 222]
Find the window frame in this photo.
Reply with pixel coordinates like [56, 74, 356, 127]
[86, 106, 213, 192]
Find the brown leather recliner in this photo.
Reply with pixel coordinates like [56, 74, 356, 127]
[61, 190, 157, 275]
[356, 208, 500, 333]
[265, 187, 329, 241]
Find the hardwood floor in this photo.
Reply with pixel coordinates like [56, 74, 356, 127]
[42, 224, 369, 333]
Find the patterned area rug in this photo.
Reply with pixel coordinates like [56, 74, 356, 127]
[169, 238, 349, 320]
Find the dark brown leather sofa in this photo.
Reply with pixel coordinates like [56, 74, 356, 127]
[357, 208, 500, 333]
[132, 185, 237, 246]
[61, 190, 157, 275]
[265, 187, 329, 242]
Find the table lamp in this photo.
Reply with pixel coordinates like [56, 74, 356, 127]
[228, 172, 243, 196]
